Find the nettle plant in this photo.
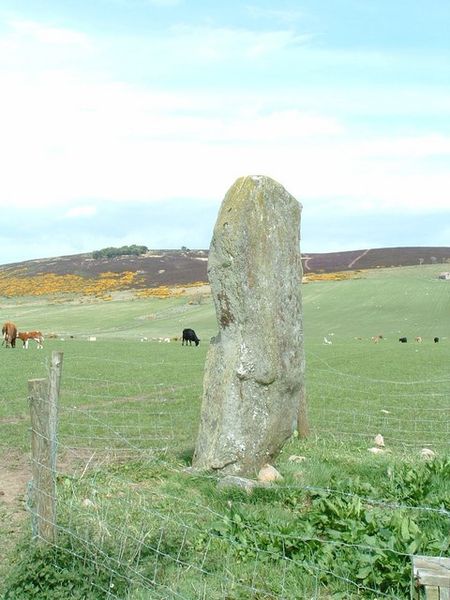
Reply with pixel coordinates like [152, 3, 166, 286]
[199, 459, 449, 597]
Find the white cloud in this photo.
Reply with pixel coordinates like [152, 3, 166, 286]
[8, 19, 91, 47]
[110, 0, 181, 5]
[356, 134, 450, 158]
[245, 5, 305, 25]
[0, 66, 449, 215]
[64, 206, 98, 218]
[163, 24, 308, 63]
[144, 0, 181, 5]
[0, 18, 448, 220]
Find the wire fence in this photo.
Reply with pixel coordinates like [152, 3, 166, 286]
[3, 343, 450, 599]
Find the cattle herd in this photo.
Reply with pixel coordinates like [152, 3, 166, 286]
[2, 321, 44, 349]
[2, 322, 201, 350]
[354, 334, 442, 345]
[369, 334, 440, 344]
[4, 321, 443, 350]
[4, 319, 444, 350]
[398, 336, 439, 343]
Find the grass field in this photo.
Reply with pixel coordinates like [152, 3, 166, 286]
[0, 265, 449, 599]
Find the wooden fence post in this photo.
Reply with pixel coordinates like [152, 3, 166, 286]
[297, 385, 310, 438]
[49, 351, 63, 451]
[28, 351, 63, 544]
[412, 555, 450, 599]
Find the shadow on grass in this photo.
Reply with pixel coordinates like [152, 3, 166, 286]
[177, 446, 195, 466]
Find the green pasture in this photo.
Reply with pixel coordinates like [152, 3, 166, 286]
[1, 264, 449, 599]
[1, 264, 448, 452]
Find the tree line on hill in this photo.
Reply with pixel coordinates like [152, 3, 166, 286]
[92, 245, 149, 259]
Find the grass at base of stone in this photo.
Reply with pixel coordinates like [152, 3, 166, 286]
[2, 443, 448, 600]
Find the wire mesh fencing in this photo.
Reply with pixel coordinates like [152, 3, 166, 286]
[15, 342, 447, 600]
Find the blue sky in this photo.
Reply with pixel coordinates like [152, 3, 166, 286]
[0, 0, 449, 264]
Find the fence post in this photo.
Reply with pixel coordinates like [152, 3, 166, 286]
[28, 351, 63, 544]
[297, 385, 310, 438]
[49, 351, 63, 453]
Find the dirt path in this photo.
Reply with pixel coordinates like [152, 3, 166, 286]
[0, 449, 29, 510]
[0, 450, 30, 579]
[348, 248, 371, 269]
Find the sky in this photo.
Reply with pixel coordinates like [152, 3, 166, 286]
[0, 0, 449, 265]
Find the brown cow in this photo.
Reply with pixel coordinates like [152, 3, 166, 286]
[17, 331, 44, 349]
[2, 321, 17, 348]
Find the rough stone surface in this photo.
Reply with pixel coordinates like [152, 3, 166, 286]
[217, 475, 257, 493]
[192, 175, 305, 476]
[257, 464, 283, 483]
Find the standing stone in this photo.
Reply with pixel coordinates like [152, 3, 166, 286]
[192, 175, 305, 476]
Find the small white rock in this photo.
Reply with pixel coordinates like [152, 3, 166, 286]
[82, 498, 95, 507]
[258, 464, 283, 483]
[288, 455, 307, 463]
[368, 447, 385, 454]
[217, 476, 256, 494]
[374, 434, 385, 448]
[420, 448, 436, 460]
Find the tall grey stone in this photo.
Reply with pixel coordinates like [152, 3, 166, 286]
[192, 175, 305, 476]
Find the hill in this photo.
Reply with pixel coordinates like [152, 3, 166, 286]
[302, 246, 450, 273]
[0, 247, 449, 296]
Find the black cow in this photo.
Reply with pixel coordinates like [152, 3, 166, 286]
[399, 337, 407, 343]
[182, 328, 200, 346]
[434, 337, 439, 343]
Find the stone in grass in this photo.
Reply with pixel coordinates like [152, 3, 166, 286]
[258, 464, 283, 483]
[193, 175, 305, 476]
[374, 433, 385, 448]
[217, 475, 258, 494]
[217, 466, 284, 493]
[420, 448, 436, 460]
[288, 455, 306, 463]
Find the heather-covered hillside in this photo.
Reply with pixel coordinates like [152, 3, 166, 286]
[0, 247, 449, 296]
[302, 246, 450, 273]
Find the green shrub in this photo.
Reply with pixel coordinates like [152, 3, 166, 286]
[381, 458, 450, 507]
[199, 463, 449, 598]
[2, 538, 130, 600]
[92, 245, 148, 259]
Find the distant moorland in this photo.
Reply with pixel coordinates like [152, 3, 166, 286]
[0, 246, 449, 295]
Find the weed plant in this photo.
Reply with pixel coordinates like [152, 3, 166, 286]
[3, 455, 448, 599]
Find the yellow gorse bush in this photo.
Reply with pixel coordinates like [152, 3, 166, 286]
[0, 270, 142, 298]
[135, 286, 183, 299]
[303, 270, 364, 283]
[134, 282, 208, 299]
[0, 269, 208, 300]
